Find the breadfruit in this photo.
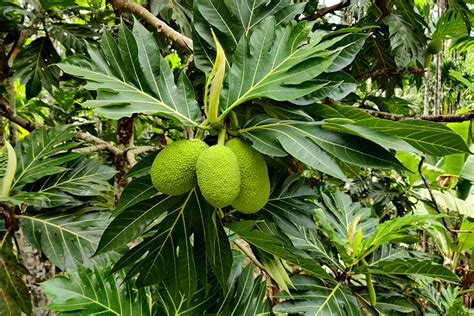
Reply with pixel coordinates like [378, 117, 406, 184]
[226, 138, 270, 214]
[150, 139, 208, 195]
[196, 145, 241, 208]
[427, 38, 442, 55]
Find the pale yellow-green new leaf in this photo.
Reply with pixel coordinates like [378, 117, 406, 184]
[205, 29, 226, 124]
[1, 141, 17, 197]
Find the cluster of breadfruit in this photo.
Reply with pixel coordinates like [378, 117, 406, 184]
[150, 138, 270, 214]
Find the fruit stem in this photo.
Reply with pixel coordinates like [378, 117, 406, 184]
[229, 111, 239, 130]
[217, 128, 226, 145]
[195, 119, 210, 139]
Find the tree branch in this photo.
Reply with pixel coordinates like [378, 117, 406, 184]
[233, 239, 266, 271]
[73, 144, 115, 154]
[0, 98, 39, 131]
[364, 109, 474, 122]
[1, 97, 125, 156]
[418, 157, 457, 241]
[126, 145, 158, 167]
[75, 132, 123, 156]
[304, 1, 350, 21]
[109, 0, 192, 51]
[356, 67, 424, 80]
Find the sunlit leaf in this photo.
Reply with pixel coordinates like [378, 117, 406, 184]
[42, 264, 152, 314]
[13, 37, 60, 98]
[193, 0, 305, 72]
[274, 275, 360, 315]
[220, 17, 351, 115]
[20, 208, 114, 270]
[355, 118, 471, 156]
[240, 116, 405, 179]
[13, 158, 115, 208]
[58, 20, 201, 124]
[13, 126, 79, 190]
[359, 259, 459, 283]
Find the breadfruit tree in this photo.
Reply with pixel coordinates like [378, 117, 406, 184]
[1, 0, 474, 315]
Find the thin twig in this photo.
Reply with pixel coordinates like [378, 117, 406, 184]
[304, 1, 350, 21]
[110, 0, 192, 51]
[356, 67, 424, 80]
[233, 239, 266, 271]
[418, 157, 457, 239]
[364, 109, 474, 123]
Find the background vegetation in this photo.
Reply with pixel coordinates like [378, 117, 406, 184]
[0, 0, 473, 314]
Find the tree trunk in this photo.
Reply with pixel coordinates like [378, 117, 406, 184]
[423, 69, 431, 115]
[434, 0, 445, 116]
[114, 116, 134, 202]
[15, 229, 55, 315]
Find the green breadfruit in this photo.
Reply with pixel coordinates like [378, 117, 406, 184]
[427, 38, 442, 55]
[226, 138, 270, 214]
[196, 145, 241, 208]
[150, 139, 209, 195]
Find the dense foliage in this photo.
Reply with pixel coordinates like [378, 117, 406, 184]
[1, 0, 473, 315]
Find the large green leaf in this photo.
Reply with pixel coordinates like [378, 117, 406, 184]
[273, 275, 361, 316]
[58, 20, 201, 124]
[13, 158, 115, 208]
[228, 220, 331, 280]
[324, 122, 420, 153]
[360, 214, 436, 253]
[457, 219, 474, 252]
[383, 1, 426, 67]
[125, 151, 158, 179]
[95, 194, 184, 256]
[114, 175, 158, 216]
[263, 174, 317, 237]
[153, 251, 270, 315]
[240, 117, 345, 179]
[49, 23, 99, 54]
[193, 0, 305, 72]
[312, 104, 470, 156]
[315, 191, 377, 261]
[0, 235, 32, 315]
[357, 288, 419, 314]
[19, 208, 114, 270]
[110, 189, 232, 304]
[461, 155, 474, 182]
[355, 118, 471, 156]
[13, 126, 80, 190]
[41, 264, 152, 315]
[219, 17, 352, 116]
[240, 116, 405, 179]
[13, 36, 61, 98]
[359, 259, 459, 283]
[260, 174, 332, 287]
[310, 104, 373, 121]
[292, 72, 357, 105]
[419, 189, 474, 218]
[216, 257, 271, 315]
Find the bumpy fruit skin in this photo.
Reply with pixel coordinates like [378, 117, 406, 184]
[226, 138, 270, 214]
[150, 139, 209, 195]
[196, 145, 241, 208]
